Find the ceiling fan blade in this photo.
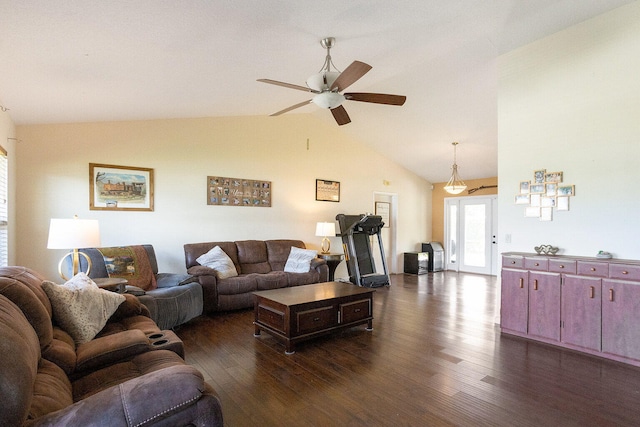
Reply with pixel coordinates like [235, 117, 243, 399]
[344, 92, 407, 106]
[330, 105, 351, 126]
[330, 61, 372, 92]
[270, 99, 313, 116]
[257, 79, 318, 93]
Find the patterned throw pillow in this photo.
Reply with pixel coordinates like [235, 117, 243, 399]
[284, 246, 317, 273]
[42, 273, 125, 344]
[196, 246, 238, 279]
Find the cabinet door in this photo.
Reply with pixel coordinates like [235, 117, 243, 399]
[500, 269, 528, 334]
[602, 279, 640, 361]
[528, 272, 561, 341]
[561, 275, 601, 351]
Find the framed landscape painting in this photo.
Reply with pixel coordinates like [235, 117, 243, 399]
[90, 163, 154, 211]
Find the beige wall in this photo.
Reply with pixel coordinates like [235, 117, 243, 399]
[0, 110, 16, 265]
[16, 113, 431, 279]
[498, 1, 640, 259]
[431, 177, 498, 246]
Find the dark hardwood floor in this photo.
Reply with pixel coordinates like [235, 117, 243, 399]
[176, 272, 640, 426]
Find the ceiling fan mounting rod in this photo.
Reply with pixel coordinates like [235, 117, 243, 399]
[318, 37, 341, 74]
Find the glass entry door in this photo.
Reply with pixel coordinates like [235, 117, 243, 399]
[445, 196, 497, 275]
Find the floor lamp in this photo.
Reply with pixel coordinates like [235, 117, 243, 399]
[47, 216, 101, 280]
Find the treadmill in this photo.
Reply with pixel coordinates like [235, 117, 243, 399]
[336, 213, 390, 287]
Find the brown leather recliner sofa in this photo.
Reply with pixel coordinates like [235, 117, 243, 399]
[0, 266, 223, 426]
[184, 239, 329, 313]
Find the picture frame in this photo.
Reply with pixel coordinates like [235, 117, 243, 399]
[316, 179, 340, 202]
[519, 181, 530, 194]
[207, 176, 271, 207]
[540, 207, 553, 221]
[557, 196, 570, 211]
[534, 169, 546, 184]
[515, 194, 530, 205]
[545, 183, 557, 197]
[525, 206, 541, 218]
[530, 183, 545, 194]
[557, 185, 575, 196]
[375, 202, 390, 228]
[90, 163, 153, 211]
[544, 171, 563, 183]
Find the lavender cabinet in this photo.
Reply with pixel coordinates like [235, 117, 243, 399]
[561, 275, 601, 351]
[501, 253, 640, 368]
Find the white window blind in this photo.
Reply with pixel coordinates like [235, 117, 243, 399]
[0, 146, 7, 266]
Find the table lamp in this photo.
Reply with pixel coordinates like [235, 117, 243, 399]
[315, 222, 336, 254]
[47, 215, 101, 280]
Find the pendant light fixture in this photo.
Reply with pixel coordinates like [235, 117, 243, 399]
[443, 141, 467, 195]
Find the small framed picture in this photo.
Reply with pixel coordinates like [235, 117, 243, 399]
[530, 194, 541, 207]
[525, 206, 541, 217]
[534, 169, 546, 184]
[90, 163, 154, 211]
[530, 183, 545, 194]
[545, 183, 557, 196]
[515, 194, 530, 205]
[541, 197, 556, 208]
[557, 185, 575, 196]
[544, 171, 563, 183]
[557, 196, 570, 211]
[520, 181, 530, 194]
[316, 179, 340, 202]
[540, 207, 553, 221]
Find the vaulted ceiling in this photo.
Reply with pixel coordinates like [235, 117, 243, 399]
[0, 1, 633, 182]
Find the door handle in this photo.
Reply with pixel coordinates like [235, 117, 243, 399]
[589, 286, 594, 299]
[533, 279, 538, 291]
[609, 288, 614, 302]
[519, 278, 524, 289]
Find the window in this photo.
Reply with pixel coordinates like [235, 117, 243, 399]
[0, 146, 7, 266]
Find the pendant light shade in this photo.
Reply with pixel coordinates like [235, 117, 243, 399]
[443, 142, 467, 195]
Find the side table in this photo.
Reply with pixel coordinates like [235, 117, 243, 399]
[317, 253, 344, 281]
[93, 277, 128, 293]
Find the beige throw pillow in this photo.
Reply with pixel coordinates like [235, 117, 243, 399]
[42, 273, 125, 344]
[284, 246, 317, 273]
[196, 246, 238, 279]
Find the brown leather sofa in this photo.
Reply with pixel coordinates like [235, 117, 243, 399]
[184, 239, 329, 312]
[0, 266, 223, 426]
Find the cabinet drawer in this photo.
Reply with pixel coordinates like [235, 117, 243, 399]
[549, 259, 576, 274]
[297, 306, 336, 334]
[503, 256, 523, 269]
[609, 264, 640, 281]
[525, 257, 548, 271]
[577, 261, 609, 278]
[257, 304, 285, 332]
[340, 299, 371, 324]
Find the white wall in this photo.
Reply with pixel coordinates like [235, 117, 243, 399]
[16, 114, 431, 279]
[498, 1, 640, 260]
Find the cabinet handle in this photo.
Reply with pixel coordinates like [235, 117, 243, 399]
[519, 278, 524, 289]
[559, 265, 565, 269]
[590, 267, 596, 272]
[609, 289, 614, 302]
[589, 286, 594, 299]
[511, 261, 516, 264]
[534, 262, 539, 266]
[354, 308, 361, 313]
[314, 317, 320, 322]
[533, 279, 538, 291]
[622, 271, 629, 275]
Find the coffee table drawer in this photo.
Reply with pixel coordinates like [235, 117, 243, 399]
[340, 299, 371, 324]
[297, 306, 337, 334]
[257, 304, 285, 333]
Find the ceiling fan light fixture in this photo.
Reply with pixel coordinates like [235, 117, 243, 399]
[443, 141, 467, 195]
[306, 71, 340, 92]
[312, 91, 345, 109]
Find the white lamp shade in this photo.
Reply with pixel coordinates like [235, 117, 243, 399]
[47, 218, 101, 249]
[315, 222, 336, 237]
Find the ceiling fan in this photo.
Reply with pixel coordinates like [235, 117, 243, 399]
[257, 37, 406, 126]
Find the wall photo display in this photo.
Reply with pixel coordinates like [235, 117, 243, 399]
[207, 176, 271, 207]
[514, 168, 575, 222]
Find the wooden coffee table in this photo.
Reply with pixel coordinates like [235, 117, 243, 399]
[253, 281, 374, 354]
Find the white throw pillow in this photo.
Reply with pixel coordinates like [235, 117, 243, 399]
[42, 273, 126, 344]
[196, 246, 238, 279]
[284, 246, 317, 273]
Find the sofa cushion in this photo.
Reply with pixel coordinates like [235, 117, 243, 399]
[196, 246, 238, 279]
[216, 274, 258, 296]
[98, 245, 158, 290]
[42, 273, 125, 344]
[284, 246, 318, 273]
[29, 358, 73, 420]
[256, 271, 288, 290]
[236, 240, 271, 274]
[137, 283, 203, 330]
[266, 239, 306, 271]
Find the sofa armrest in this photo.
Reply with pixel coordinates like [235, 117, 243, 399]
[30, 365, 223, 427]
[187, 265, 218, 278]
[155, 272, 197, 288]
[310, 258, 329, 282]
[74, 329, 152, 374]
[107, 293, 151, 321]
